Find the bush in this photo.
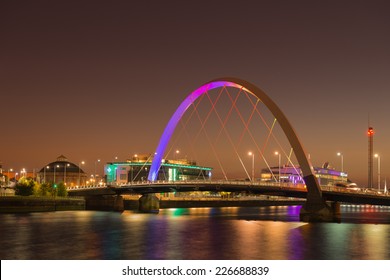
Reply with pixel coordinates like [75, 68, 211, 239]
[15, 179, 35, 196]
[34, 182, 52, 196]
[55, 182, 68, 197]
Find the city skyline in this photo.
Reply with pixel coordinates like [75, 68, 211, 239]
[1, 0, 390, 187]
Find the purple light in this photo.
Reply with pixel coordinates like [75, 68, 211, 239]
[148, 80, 244, 181]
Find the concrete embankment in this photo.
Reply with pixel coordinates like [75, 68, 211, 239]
[0, 196, 85, 213]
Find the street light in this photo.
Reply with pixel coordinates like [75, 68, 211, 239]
[7, 168, 13, 185]
[375, 154, 381, 191]
[64, 163, 70, 185]
[248, 152, 254, 182]
[94, 159, 101, 184]
[78, 161, 85, 186]
[337, 152, 344, 172]
[54, 165, 59, 184]
[175, 150, 180, 160]
[44, 166, 49, 183]
[275, 151, 281, 183]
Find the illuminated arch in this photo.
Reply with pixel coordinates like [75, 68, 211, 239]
[148, 78, 324, 204]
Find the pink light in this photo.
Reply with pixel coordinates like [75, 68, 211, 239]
[148, 80, 249, 181]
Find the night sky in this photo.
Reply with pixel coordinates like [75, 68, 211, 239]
[1, 0, 390, 187]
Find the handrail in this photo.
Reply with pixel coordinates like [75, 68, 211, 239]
[66, 179, 390, 197]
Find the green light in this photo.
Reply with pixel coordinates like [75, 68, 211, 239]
[161, 162, 212, 171]
[171, 208, 186, 216]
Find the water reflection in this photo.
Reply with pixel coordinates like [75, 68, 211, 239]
[1, 206, 390, 260]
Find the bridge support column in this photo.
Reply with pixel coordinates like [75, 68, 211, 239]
[300, 201, 341, 223]
[299, 174, 341, 222]
[331, 201, 341, 218]
[113, 195, 124, 212]
[139, 194, 160, 213]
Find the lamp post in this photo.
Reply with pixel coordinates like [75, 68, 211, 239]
[175, 150, 180, 160]
[54, 165, 59, 184]
[64, 163, 70, 185]
[7, 168, 13, 185]
[94, 159, 101, 185]
[248, 152, 254, 182]
[375, 154, 381, 191]
[78, 161, 85, 186]
[275, 151, 281, 183]
[337, 152, 344, 172]
[44, 166, 49, 183]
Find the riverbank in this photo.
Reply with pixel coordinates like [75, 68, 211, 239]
[0, 196, 85, 213]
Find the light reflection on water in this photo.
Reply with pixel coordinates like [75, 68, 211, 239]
[1, 206, 390, 260]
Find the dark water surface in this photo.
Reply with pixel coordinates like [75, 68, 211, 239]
[1, 205, 390, 260]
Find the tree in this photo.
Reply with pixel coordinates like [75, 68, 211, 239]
[14, 178, 35, 196]
[34, 182, 52, 196]
[56, 182, 68, 197]
[32, 181, 41, 195]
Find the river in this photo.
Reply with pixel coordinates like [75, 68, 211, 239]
[1, 205, 390, 260]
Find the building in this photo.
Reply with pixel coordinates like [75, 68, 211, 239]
[0, 162, 4, 187]
[105, 154, 212, 184]
[0, 165, 36, 184]
[37, 155, 87, 186]
[260, 162, 351, 187]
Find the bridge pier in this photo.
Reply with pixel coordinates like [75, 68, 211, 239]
[113, 195, 124, 212]
[298, 174, 341, 222]
[139, 194, 160, 213]
[300, 201, 340, 222]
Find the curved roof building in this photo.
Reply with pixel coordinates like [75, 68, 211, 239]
[38, 155, 87, 186]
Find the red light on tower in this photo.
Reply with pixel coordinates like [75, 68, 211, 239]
[368, 126, 374, 188]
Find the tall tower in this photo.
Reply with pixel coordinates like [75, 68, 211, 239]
[368, 127, 374, 188]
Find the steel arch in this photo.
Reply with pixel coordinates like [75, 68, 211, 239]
[148, 78, 324, 205]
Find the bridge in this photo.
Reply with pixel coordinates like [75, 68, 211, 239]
[71, 77, 389, 222]
[68, 180, 390, 218]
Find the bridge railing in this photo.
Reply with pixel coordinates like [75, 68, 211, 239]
[66, 183, 108, 191]
[67, 180, 390, 197]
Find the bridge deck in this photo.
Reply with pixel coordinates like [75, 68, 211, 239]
[68, 180, 390, 206]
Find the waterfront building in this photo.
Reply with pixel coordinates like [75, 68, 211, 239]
[0, 165, 35, 184]
[105, 154, 212, 184]
[260, 162, 351, 187]
[0, 162, 4, 187]
[37, 155, 87, 186]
